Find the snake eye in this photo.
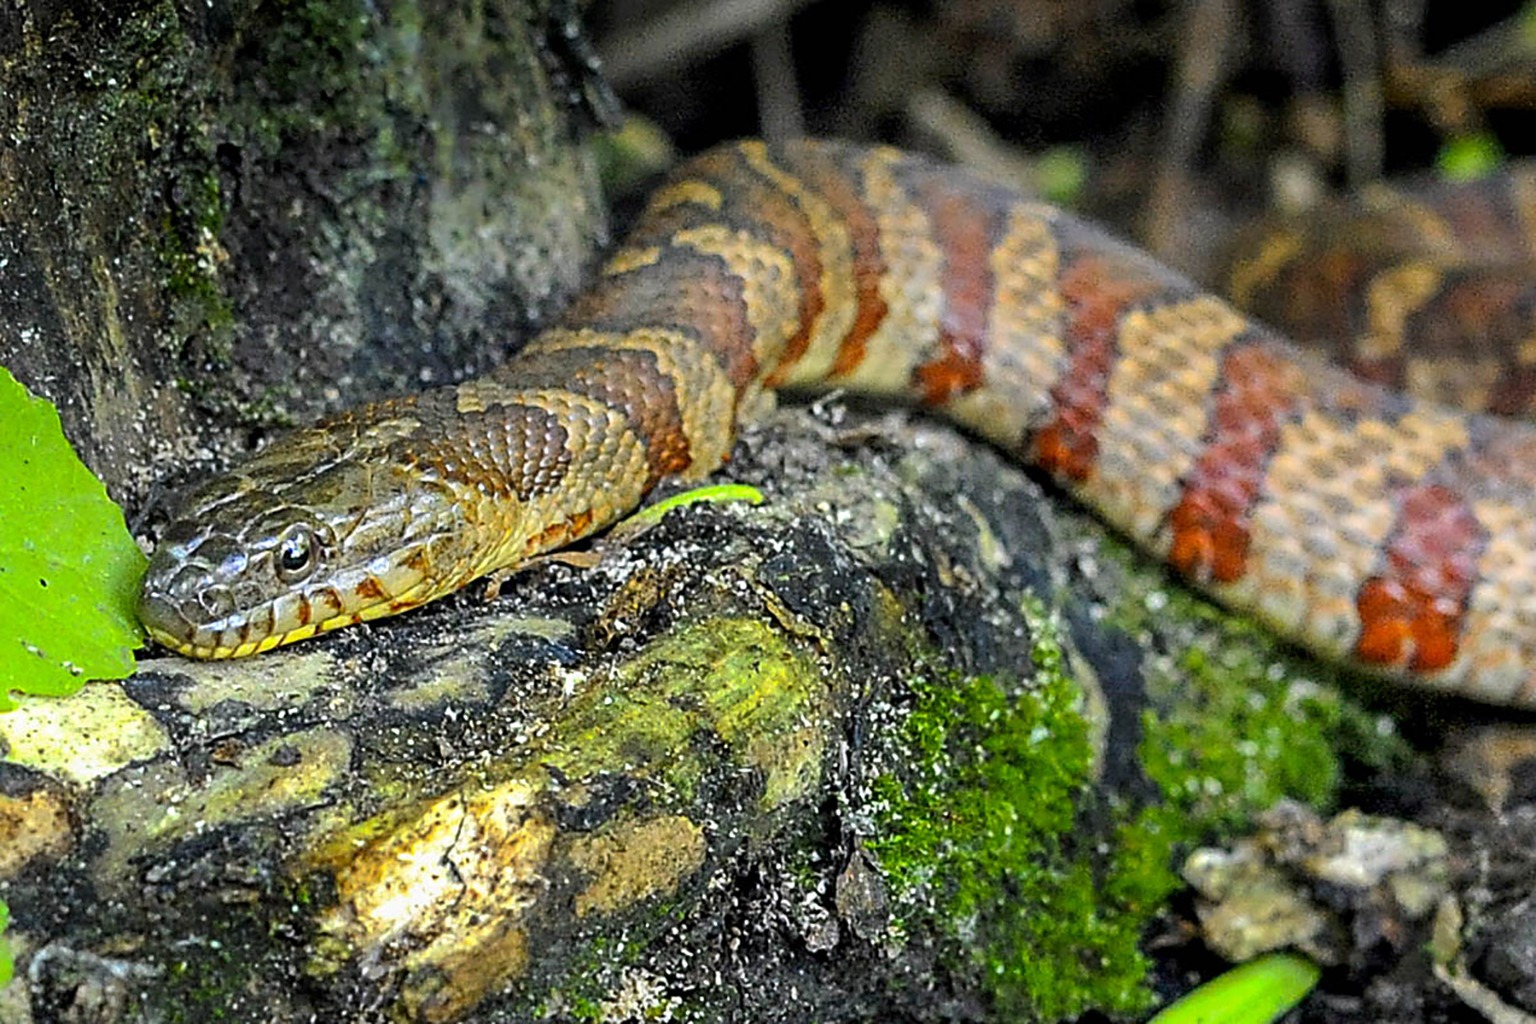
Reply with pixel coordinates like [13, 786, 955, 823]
[275, 525, 315, 581]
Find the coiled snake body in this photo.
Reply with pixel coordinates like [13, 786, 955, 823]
[139, 140, 1536, 707]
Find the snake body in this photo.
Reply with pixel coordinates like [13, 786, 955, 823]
[139, 139, 1536, 707]
[1222, 166, 1536, 417]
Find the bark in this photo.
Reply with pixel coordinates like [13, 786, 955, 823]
[0, 400, 1392, 1022]
[0, 0, 603, 507]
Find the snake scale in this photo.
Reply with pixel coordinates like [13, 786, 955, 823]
[138, 139, 1536, 707]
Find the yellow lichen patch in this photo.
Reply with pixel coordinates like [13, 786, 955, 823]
[0, 683, 171, 787]
[0, 788, 73, 878]
[568, 814, 706, 917]
[687, 621, 828, 739]
[90, 728, 353, 890]
[534, 619, 824, 786]
[404, 915, 533, 1024]
[301, 617, 831, 1019]
[663, 617, 831, 811]
[314, 776, 558, 1015]
[746, 722, 828, 813]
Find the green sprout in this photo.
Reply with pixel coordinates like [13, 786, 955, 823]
[1147, 952, 1321, 1024]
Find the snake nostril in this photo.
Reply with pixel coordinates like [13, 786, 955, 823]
[199, 585, 236, 619]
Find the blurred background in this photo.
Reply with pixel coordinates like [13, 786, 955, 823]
[586, 0, 1536, 273]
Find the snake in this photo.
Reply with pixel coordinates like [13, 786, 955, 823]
[137, 139, 1536, 707]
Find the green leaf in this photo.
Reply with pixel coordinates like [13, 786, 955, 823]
[1147, 952, 1320, 1024]
[1037, 146, 1088, 206]
[0, 365, 145, 709]
[1436, 134, 1505, 183]
[0, 898, 10, 988]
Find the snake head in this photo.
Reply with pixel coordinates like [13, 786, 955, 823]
[138, 418, 476, 659]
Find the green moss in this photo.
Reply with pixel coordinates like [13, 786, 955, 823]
[1103, 537, 1406, 834]
[154, 901, 288, 1023]
[234, 0, 416, 176]
[863, 541, 1410, 1022]
[238, 0, 370, 149]
[869, 598, 1155, 1020]
[1092, 532, 1409, 1004]
[159, 167, 234, 334]
[40, 1, 239, 344]
[1102, 805, 1183, 921]
[1140, 641, 1340, 831]
[567, 994, 606, 1022]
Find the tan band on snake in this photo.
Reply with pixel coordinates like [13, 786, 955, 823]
[138, 140, 1536, 707]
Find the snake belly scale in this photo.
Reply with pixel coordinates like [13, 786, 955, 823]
[138, 139, 1536, 707]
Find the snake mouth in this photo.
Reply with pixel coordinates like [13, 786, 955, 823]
[139, 578, 442, 659]
[139, 607, 347, 659]
[137, 587, 310, 660]
[141, 624, 295, 660]
[137, 591, 290, 659]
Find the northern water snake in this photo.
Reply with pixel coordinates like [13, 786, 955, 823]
[137, 139, 1536, 707]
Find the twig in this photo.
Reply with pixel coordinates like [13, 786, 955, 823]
[751, 19, 804, 140]
[1324, 0, 1386, 184]
[1141, 0, 1237, 262]
[598, 0, 819, 90]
